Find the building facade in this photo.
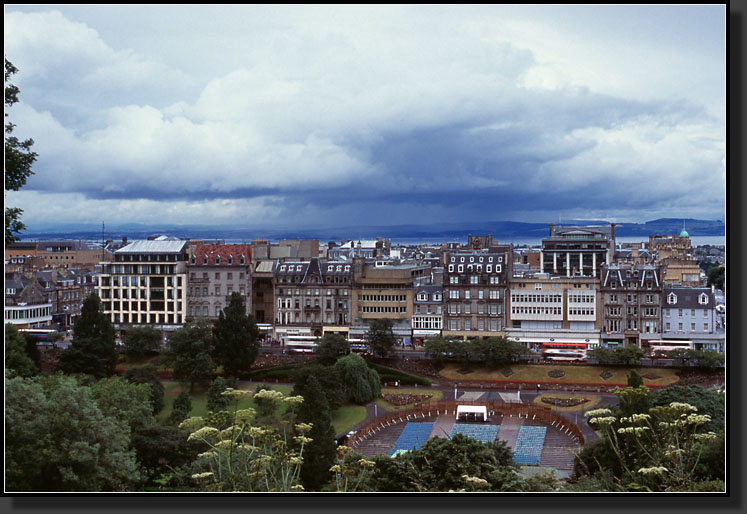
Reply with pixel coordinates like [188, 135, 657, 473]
[186, 244, 252, 321]
[507, 274, 602, 351]
[600, 264, 662, 348]
[442, 246, 512, 339]
[541, 224, 615, 278]
[274, 258, 353, 340]
[661, 286, 724, 352]
[97, 237, 189, 330]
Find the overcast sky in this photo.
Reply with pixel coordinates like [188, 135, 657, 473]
[4, 5, 726, 231]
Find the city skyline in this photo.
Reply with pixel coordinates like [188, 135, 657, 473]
[4, 5, 726, 231]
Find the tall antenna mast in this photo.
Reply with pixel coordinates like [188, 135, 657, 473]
[102, 221, 105, 261]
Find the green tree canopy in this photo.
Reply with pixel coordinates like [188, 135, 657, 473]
[365, 318, 397, 358]
[5, 58, 37, 244]
[206, 376, 231, 413]
[123, 364, 165, 415]
[5, 323, 37, 378]
[650, 384, 724, 433]
[123, 325, 163, 358]
[363, 433, 521, 492]
[212, 291, 260, 379]
[314, 333, 350, 364]
[706, 266, 724, 290]
[57, 294, 118, 379]
[5, 374, 141, 491]
[333, 353, 381, 404]
[295, 374, 337, 491]
[167, 319, 215, 392]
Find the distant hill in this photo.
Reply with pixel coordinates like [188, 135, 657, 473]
[20, 218, 724, 242]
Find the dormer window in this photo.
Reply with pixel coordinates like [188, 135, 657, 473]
[667, 293, 677, 305]
[296, 265, 302, 272]
[240, 255, 245, 265]
[216, 255, 221, 265]
[280, 265, 286, 272]
[698, 293, 709, 305]
[228, 255, 233, 265]
[417, 292, 428, 301]
[203, 256, 208, 265]
[191, 256, 196, 264]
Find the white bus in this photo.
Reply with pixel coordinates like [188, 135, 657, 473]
[540, 343, 588, 362]
[285, 335, 318, 354]
[647, 340, 693, 358]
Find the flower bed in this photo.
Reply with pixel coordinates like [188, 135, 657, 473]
[547, 369, 566, 379]
[540, 396, 590, 408]
[381, 393, 434, 406]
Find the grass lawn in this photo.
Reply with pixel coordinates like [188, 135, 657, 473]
[158, 381, 292, 422]
[331, 405, 368, 435]
[375, 387, 444, 411]
[531, 392, 603, 413]
[439, 363, 679, 386]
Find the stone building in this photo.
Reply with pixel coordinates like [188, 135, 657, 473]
[600, 263, 662, 349]
[442, 246, 512, 339]
[186, 244, 252, 321]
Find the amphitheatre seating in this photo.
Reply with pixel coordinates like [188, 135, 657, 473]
[388, 422, 434, 457]
[512, 426, 547, 465]
[449, 424, 500, 444]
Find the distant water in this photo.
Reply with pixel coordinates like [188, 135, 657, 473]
[221, 235, 725, 248]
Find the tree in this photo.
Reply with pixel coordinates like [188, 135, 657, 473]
[5, 58, 37, 244]
[627, 369, 644, 388]
[613, 345, 644, 366]
[424, 336, 451, 367]
[314, 333, 350, 364]
[363, 433, 522, 492]
[365, 318, 397, 358]
[123, 325, 163, 358]
[168, 320, 215, 392]
[295, 375, 337, 491]
[333, 353, 381, 404]
[5, 375, 141, 491]
[57, 294, 118, 379]
[691, 350, 724, 370]
[123, 365, 166, 415]
[291, 362, 346, 411]
[650, 385, 724, 433]
[212, 292, 260, 379]
[5, 323, 37, 377]
[206, 376, 231, 413]
[706, 266, 724, 290]
[482, 337, 528, 367]
[167, 390, 193, 426]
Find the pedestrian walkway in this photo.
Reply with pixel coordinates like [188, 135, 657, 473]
[498, 392, 522, 403]
[495, 416, 522, 450]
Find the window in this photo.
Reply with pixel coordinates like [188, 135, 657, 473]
[448, 264, 454, 272]
[464, 290, 470, 299]
[698, 293, 709, 305]
[458, 265, 463, 273]
[667, 293, 677, 305]
[449, 290, 459, 299]
[489, 290, 500, 300]
[470, 275, 478, 284]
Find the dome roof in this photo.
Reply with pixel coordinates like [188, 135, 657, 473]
[679, 229, 690, 237]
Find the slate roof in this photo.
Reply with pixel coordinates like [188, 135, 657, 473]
[663, 287, 715, 309]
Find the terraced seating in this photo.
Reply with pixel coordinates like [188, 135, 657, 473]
[512, 426, 547, 465]
[449, 424, 500, 444]
[388, 422, 434, 457]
